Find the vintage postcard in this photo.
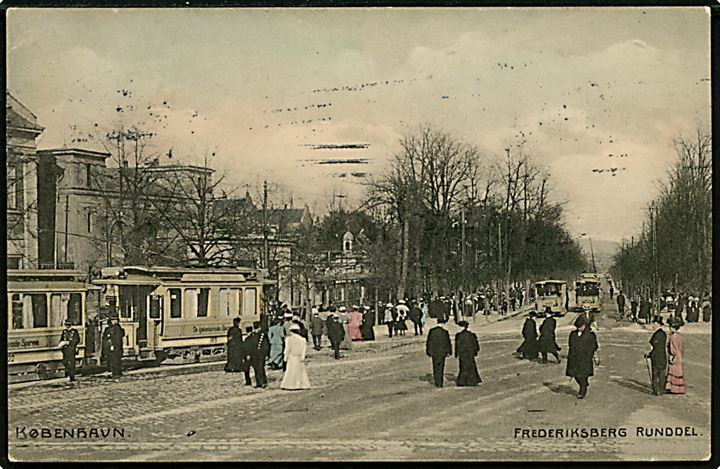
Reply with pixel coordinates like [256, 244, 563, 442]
[4, 6, 713, 463]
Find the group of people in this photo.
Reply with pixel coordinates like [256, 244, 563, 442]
[383, 300, 427, 337]
[618, 290, 711, 324]
[225, 317, 311, 390]
[646, 314, 687, 396]
[514, 308, 562, 364]
[58, 314, 125, 383]
[425, 319, 482, 387]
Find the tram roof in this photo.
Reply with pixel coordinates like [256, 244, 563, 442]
[95, 265, 271, 284]
[534, 279, 567, 285]
[7, 269, 87, 282]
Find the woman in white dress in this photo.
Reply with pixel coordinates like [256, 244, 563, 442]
[280, 324, 311, 390]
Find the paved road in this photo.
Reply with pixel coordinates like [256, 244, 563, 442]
[8, 301, 711, 462]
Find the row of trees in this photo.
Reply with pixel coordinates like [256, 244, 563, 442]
[367, 125, 586, 300]
[611, 130, 712, 302]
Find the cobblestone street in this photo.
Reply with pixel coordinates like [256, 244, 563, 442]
[8, 304, 711, 462]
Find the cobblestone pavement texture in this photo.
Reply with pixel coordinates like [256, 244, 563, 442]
[8, 302, 712, 462]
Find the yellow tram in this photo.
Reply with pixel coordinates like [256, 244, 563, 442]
[574, 278, 603, 313]
[93, 266, 272, 364]
[533, 280, 569, 316]
[7, 270, 99, 382]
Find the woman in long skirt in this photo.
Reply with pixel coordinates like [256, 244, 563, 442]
[280, 325, 311, 390]
[338, 307, 353, 350]
[565, 315, 598, 399]
[267, 319, 286, 370]
[455, 321, 481, 386]
[348, 307, 364, 341]
[665, 316, 686, 395]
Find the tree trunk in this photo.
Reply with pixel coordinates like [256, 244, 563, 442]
[397, 214, 410, 300]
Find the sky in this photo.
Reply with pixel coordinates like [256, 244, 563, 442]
[7, 7, 711, 242]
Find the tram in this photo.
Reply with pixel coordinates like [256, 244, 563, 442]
[574, 278, 603, 313]
[93, 266, 272, 364]
[7, 269, 100, 382]
[533, 280, 569, 316]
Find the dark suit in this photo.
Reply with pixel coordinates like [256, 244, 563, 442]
[426, 326, 452, 387]
[455, 329, 481, 386]
[246, 329, 270, 387]
[565, 329, 598, 397]
[108, 323, 125, 378]
[649, 328, 668, 395]
[326, 319, 345, 359]
[60, 328, 80, 381]
[538, 316, 561, 363]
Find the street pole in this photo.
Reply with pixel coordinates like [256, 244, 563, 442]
[64, 194, 69, 264]
[262, 180, 269, 271]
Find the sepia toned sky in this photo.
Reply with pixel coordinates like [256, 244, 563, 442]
[7, 8, 710, 242]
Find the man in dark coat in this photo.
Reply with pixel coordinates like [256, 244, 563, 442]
[225, 317, 244, 372]
[565, 315, 598, 399]
[100, 318, 113, 373]
[409, 301, 424, 336]
[310, 312, 324, 350]
[630, 297, 639, 322]
[59, 319, 81, 382]
[326, 313, 345, 359]
[108, 316, 125, 379]
[645, 316, 667, 396]
[360, 306, 375, 341]
[609, 284, 614, 300]
[516, 311, 539, 360]
[538, 308, 561, 364]
[616, 291, 626, 319]
[455, 321, 481, 386]
[426, 319, 452, 387]
[246, 321, 270, 388]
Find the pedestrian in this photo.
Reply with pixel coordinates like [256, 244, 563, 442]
[267, 319, 286, 370]
[246, 321, 270, 388]
[291, 314, 309, 340]
[100, 318, 113, 373]
[701, 295, 711, 322]
[224, 317, 245, 373]
[348, 305, 364, 341]
[538, 308, 561, 364]
[687, 297, 700, 323]
[280, 324, 311, 390]
[409, 301, 424, 336]
[630, 297, 639, 322]
[665, 316, 686, 395]
[455, 321, 481, 386]
[617, 290, 626, 319]
[337, 307, 353, 350]
[108, 315, 125, 379]
[310, 312, 324, 350]
[383, 303, 395, 338]
[327, 313, 345, 359]
[420, 300, 429, 326]
[59, 319, 81, 383]
[565, 314, 598, 399]
[638, 296, 650, 324]
[240, 326, 253, 385]
[645, 316, 668, 396]
[282, 311, 294, 335]
[395, 300, 409, 336]
[360, 306, 375, 341]
[609, 284, 615, 300]
[516, 311, 539, 360]
[426, 319, 452, 388]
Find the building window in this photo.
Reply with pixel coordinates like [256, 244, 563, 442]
[7, 165, 19, 210]
[87, 211, 93, 233]
[169, 289, 182, 318]
[243, 288, 257, 316]
[86, 163, 92, 188]
[7, 257, 21, 269]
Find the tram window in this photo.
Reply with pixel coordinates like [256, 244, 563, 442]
[50, 294, 66, 327]
[169, 289, 182, 318]
[29, 294, 48, 328]
[219, 289, 241, 317]
[68, 294, 82, 325]
[150, 296, 162, 319]
[184, 289, 198, 317]
[197, 288, 209, 317]
[243, 288, 257, 316]
[11, 294, 23, 329]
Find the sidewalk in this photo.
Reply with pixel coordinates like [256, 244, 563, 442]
[9, 307, 531, 391]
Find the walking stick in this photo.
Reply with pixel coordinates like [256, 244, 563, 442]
[645, 356, 653, 389]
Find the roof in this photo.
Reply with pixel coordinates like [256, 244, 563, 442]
[38, 147, 111, 160]
[264, 207, 307, 225]
[535, 280, 567, 285]
[6, 91, 44, 133]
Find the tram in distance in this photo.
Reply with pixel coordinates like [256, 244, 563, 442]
[7, 269, 100, 382]
[533, 279, 569, 316]
[93, 265, 273, 364]
[574, 276, 603, 313]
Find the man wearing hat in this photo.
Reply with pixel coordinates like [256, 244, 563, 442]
[538, 307, 561, 364]
[409, 300, 424, 336]
[360, 305, 375, 341]
[326, 313, 345, 359]
[107, 315, 126, 379]
[383, 303, 396, 338]
[426, 319, 452, 387]
[246, 321, 270, 388]
[58, 319, 81, 382]
[310, 311, 324, 350]
[565, 314, 598, 399]
[645, 316, 668, 396]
